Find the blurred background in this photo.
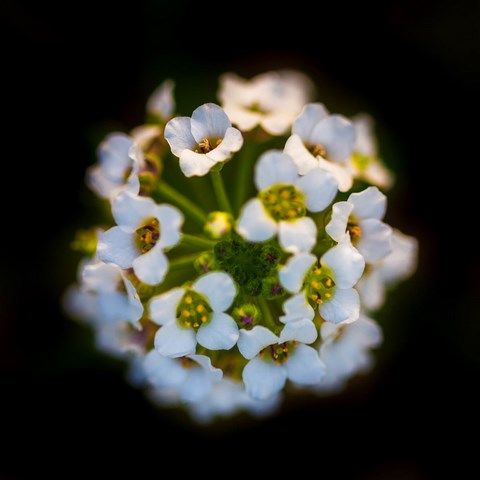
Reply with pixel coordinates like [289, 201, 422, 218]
[2, 0, 478, 476]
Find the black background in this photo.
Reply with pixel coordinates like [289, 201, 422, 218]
[2, 0, 478, 477]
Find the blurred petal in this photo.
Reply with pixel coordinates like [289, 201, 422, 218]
[295, 168, 338, 212]
[292, 103, 329, 141]
[316, 157, 353, 192]
[243, 357, 287, 401]
[146, 79, 175, 118]
[357, 219, 393, 263]
[155, 204, 184, 248]
[311, 115, 355, 163]
[280, 293, 314, 323]
[112, 191, 157, 228]
[286, 344, 326, 384]
[143, 350, 187, 388]
[348, 186, 387, 220]
[284, 134, 319, 175]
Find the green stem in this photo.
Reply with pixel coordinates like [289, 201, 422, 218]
[210, 169, 233, 214]
[168, 252, 205, 270]
[234, 140, 256, 214]
[181, 234, 216, 250]
[257, 297, 277, 331]
[156, 181, 207, 226]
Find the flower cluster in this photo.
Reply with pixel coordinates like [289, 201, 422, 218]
[65, 72, 417, 422]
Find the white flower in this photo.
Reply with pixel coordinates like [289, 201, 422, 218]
[150, 271, 239, 358]
[242, 336, 326, 400]
[347, 114, 393, 189]
[326, 186, 393, 263]
[164, 103, 243, 177]
[218, 70, 313, 135]
[357, 229, 418, 311]
[284, 103, 355, 191]
[279, 236, 365, 324]
[87, 133, 143, 199]
[237, 150, 337, 253]
[97, 191, 183, 285]
[317, 314, 382, 391]
[146, 79, 175, 120]
[130, 124, 163, 154]
[142, 350, 222, 403]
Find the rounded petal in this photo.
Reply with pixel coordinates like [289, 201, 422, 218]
[254, 150, 298, 190]
[146, 79, 175, 118]
[237, 326, 279, 360]
[278, 217, 317, 254]
[357, 271, 386, 311]
[237, 198, 277, 242]
[164, 116, 196, 156]
[279, 253, 316, 293]
[311, 115, 355, 163]
[243, 357, 287, 401]
[81, 261, 120, 293]
[149, 287, 185, 326]
[192, 271, 237, 312]
[284, 134, 319, 175]
[319, 287, 360, 324]
[316, 157, 353, 192]
[179, 150, 216, 177]
[132, 244, 169, 285]
[325, 201, 353, 242]
[97, 227, 137, 269]
[123, 274, 144, 326]
[348, 186, 387, 220]
[112, 191, 157, 229]
[279, 319, 317, 344]
[190, 103, 231, 142]
[280, 292, 314, 323]
[352, 114, 376, 156]
[97, 133, 133, 179]
[222, 103, 262, 131]
[295, 168, 338, 212]
[321, 237, 365, 289]
[292, 103, 329, 141]
[357, 219, 393, 263]
[286, 344, 326, 384]
[155, 204, 184, 248]
[143, 350, 187, 388]
[179, 369, 214, 403]
[154, 322, 196, 358]
[207, 126, 243, 162]
[260, 111, 294, 135]
[196, 313, 239, 351]
[189, 354, 223, 382]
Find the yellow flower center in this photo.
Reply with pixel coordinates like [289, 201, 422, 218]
[195, 138, 222, 154]
[259, 184, 306, 221]
[347, 219, 362, 243]
[304, 264, 336, 306]
[308, 143, 328, 158]
[135, 217, 160, 253]
[176, 290, 212, 330]
[260, 342, 291, 364]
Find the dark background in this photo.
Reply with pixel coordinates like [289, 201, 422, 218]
[2, 0, 478, 477]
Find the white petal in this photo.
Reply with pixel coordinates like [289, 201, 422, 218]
[164, 116, 196, 156]
[279, 319, 317, 344]
[189, 354, 223, 382]
[357, 271, 386, 311]
[155, 204, 184, 248]
[279, 253, 316, 293]
[143, 350, 187, 387]
[179, 150, 216, 177]
[280, 293, 314, 323]
[352, 114, 376, 156]
[357, 219, 392, 262]
[363, 160, 394, 189]
[222, 104, 262, 131]
[146, 79, 175, 118]
[260, 111, 294, 135]
[154, 322, 196, 358]
[319, 288, 360, 324]
[243, 357, 287, 401]
[237, 198, 277, 242]
[207, 127, 243, 162]
[321, 237, 365, 289]
[286, 344, 326, 384]
[87, 166, 123, 199]
[123, 274, 144, 326]
[237, 326, 279, 360]
[81, 261, 120, 293]
[112, 191, 157, 229]
[278, 217, 317, 253]
[254, 150, 298, 190]
[315, 157, 353, 192]
[311, 115, 355, 163]
[97, 227, 137, 268]
[325, 201, 353, 242]
[190, 103, 230, 142]
[192, 271, 237, 312]
[97, 133, 133, 179]
[295, 168, 338, 212]
[149, 287, 185, 325]
[196, 312, 239, 350]
[348, 186, 387, 220]
[179, 369, 214, 403]
[284, 134, 319, 175]
[132, 244, 168, 285]
[97, 291, 130, 324]
[292, 103, 329, 141]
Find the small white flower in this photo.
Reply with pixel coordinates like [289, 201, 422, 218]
[146, 79, 175, 121]
[357, 229, 418, 311]
[87, 133, 143, 199]
[150, 271, 239, 358]
[164, 103, 243, 177]
[279, 236, 365, 324]
[142, 350, 222, 403]
[326, 186, 393, 263]
[284, 103, 355, 191]
[130, 124, 163, 154]
[218, 70, 313, 135]
[347, 114, 394, 189]
[97, 191, 183, 285]
[243, 337, 326, 400]
[317, 314, 382, 391]
[237, 150, 337, 253]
